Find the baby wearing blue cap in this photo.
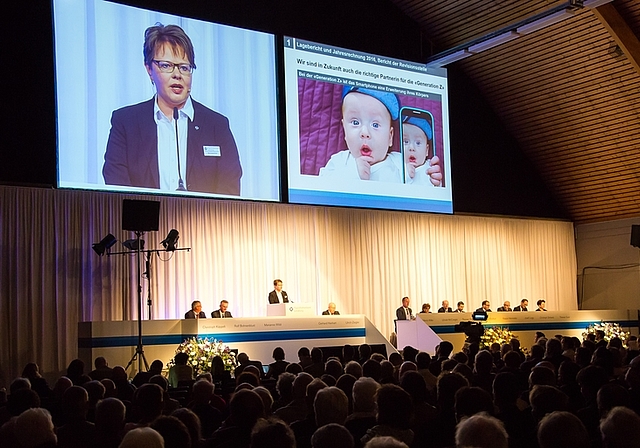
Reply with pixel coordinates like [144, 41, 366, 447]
[319, 86, 403, 182]
[402, 116, 440, 186]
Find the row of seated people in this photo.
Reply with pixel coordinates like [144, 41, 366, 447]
[1, 333, 640, 448]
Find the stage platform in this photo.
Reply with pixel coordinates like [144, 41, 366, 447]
[78, 315, 394, 376]
[414, 309, 639, 353]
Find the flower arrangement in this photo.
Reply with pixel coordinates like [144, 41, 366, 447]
[583, 321, 630, 345]
[168, 337, 237, 376]
[479, 326, 518, 350]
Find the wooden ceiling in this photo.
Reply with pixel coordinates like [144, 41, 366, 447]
[389, 0, 640, 224]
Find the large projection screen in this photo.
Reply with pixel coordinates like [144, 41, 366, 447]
[284, 37, 453, 213]
[53, 0, 280, 201]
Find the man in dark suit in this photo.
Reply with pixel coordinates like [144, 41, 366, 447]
[475, 300, 492, 313]
[396, 296, 413, 321]
[103, 24, 242, 195]
[211, 299, 233, 318]
[185, 300, 206, 319]
[437, 300, 453, 313]
[514, 298, 529, 311]
[321, 302, 340, 315]
[268, 279, 289, 303]
[497, 301, 512, 311]
[453, 301, 465, 312]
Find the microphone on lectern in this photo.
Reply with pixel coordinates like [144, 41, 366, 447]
[173, 107, 186, 191]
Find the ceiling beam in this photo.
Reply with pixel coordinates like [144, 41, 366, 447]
[592, 3, 640, 74]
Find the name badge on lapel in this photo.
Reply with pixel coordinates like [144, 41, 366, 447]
[203, 146, 221, 157]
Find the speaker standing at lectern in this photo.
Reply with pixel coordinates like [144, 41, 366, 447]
[268, 279, 289, 303]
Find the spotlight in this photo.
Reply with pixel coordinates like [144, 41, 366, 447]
[92, 234, 117, 256]
[123, 239, 145, 251]
[161, 229, 179, 251]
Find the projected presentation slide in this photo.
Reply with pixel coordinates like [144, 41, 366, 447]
[283, 37, 453, 213]
[53, 0, 279, 201]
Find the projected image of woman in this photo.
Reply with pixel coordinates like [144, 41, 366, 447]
[103, 23, 242, 195]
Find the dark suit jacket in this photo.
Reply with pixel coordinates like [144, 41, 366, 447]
[103, 98, 242, 194]
[322, 310, 340, 315]
[268, 290, 289, 304]
[184, 310, 206, 319]
[437, 307, 453, 313]
[396, 306, 412, 320]
[513, 306, 528, 311]
[475, 307, 492, 313]
[211, 310, 233, 318]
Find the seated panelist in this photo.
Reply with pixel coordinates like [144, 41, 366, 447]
[185, 300, 206, 319]
[322, 302, 340, 315]
[212, 299, 233, 318]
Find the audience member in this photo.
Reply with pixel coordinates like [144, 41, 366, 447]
[537, 411, 589, 448]
[150, 415, 191, 448]
[168, 352, 193, 388]
[265, 347, 289, 380]
[89, 356, 114, 381]
[360, 384, 414, 447]
[250, 417, 296, 448]
[600, 406, 640, 448]
[454, 412, 508, 448]
[311, 423, 354, 448]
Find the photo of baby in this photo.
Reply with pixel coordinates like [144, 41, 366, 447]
[297, 78, 445, 186]
[402, 111, 441, 186]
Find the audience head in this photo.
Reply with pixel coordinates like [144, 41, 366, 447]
[119, 426, 165, 448]
[315, 386, 348, 426]
[529, 365, 556, 388]
[285, 362, 303, 374]
[375, 384, 412, 429]
[170, 408, 202, 448]
[95, 397, 126, 433]
[345, 360, 363, 378]
[364, 437, 408, 448]
[133, 383, 164, 423]
[15, 407, 57, 448]
[438, 341, 454, 358]
[311, 423, 354, 448]
[275, 372, 296, 400]
[149, 359, 164, 374]
[228, 389, 265, 429]
[253, 386, 274, 414]
[455, 386, 494, 421]
[101, 378, 117, 397]
[529, 385, 569, 421]
[597, 382, 630, 417]
[292, 372, 314, 400]
[455, 412, 507, 448]
[149, 374, 169, 391]
[251, 417, 296, 448]
[362, 359, 382, 381]
[600, 406, 640, 448]
[437, 371, 469, 409]
[474, 350, 494, 374]
[8, 387, 40, 416]
[399, 370, 427, 403]
[272, 346, 285, 361]
[192, 379, 214, 402]
[537, 411, 589, 448]
[358, 343, 372, 361]
[325, 358, 343, 380]
[150, 415, 191, 448]
[493, 372, 519, 405]
[353, 376, 380, 413]
[63, 385, 89, 420]
[21, 363, 41, 379]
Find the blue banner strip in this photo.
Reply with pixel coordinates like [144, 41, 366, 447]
[78, 328, 366, 348]
[429, 320, 640, 334]
[289, 189, 453, 213]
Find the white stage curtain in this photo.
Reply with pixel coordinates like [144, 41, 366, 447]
[0, 186, 577, 384]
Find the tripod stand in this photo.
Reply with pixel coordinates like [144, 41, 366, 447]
[124, 230, 149, 373]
